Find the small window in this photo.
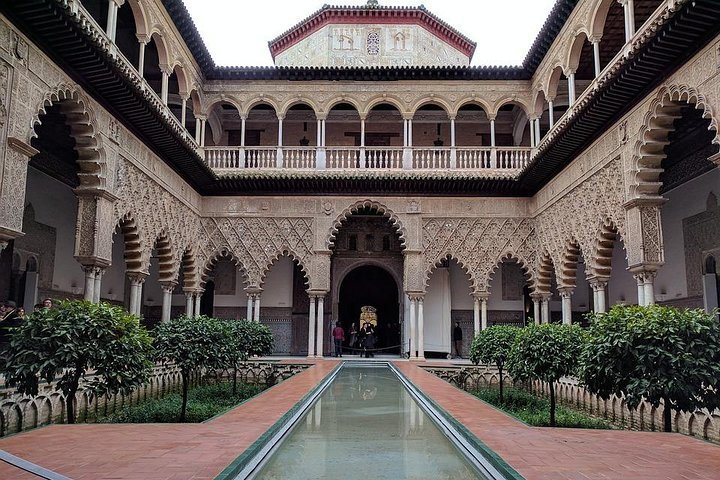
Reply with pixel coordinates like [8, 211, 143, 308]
[365, 234, 375, 251]
[382, 235, 390, 251]
[367, 32, 380, 55]
[349, 235, 357, 251]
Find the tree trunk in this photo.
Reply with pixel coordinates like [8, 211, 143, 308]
[180, 370, 189, 422]
[233, 366, 238, 395]
[549, 381, 556, 427]
[498, 364, 504, 404]
[66, 368, 82, 424]
[663, 396, 672, 432]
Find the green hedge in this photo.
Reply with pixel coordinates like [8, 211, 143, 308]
[101, 381, 264, 423]
[472, 387, 612, 429]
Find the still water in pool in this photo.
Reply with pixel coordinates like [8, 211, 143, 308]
[255, 366, 486, 479]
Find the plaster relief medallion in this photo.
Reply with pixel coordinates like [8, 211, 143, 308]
[260, 201, 270, 211]
[12, 32, 27, 61]
[108, 119, 121, 143]
[322, 201, 334, 216]
[227, 200, 240, 213]
[407, 199, 420, 213]
[619, 120, 628, 144]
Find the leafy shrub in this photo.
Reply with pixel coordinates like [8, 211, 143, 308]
[102, 381, 264, 423]
[470, 325, 520, 403]
[473, 387, 611, 429]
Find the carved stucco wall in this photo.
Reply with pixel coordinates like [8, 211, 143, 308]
[275, 23, 470, 67]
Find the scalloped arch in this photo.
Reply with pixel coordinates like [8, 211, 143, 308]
[558, 238, 583, 289]
[200, 246, 249, 288]
[326, 200, 407, 249]
[259, 250, 310, 288]
[485, 251, 535, 293]
[632, 84, 719, 198]
[587, 217, 628, 279]
[30, 84, 106, 189]
[422, 253, 479, 294]
[115, 211, 144, 273]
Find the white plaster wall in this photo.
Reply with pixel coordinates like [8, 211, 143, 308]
[424, 267, 450, 353]
[449, 261, 473, 309]
[24, 168, 83, 294]
[100, 232, 127, 303]
[570, 261, 591, 312]
[487, 265, 523, 311]
[607, 237, 638, 306]
[209, 255, 293, 308]
[656, 168, 720, 302]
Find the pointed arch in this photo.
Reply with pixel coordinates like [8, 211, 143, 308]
[632, 84, 720, 198]
[30, 84, 106, 189]
[326, 200, 406, 249]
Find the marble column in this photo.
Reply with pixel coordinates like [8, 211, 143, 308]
[160, 282, 175, 322]
[315, 295, 324, 358]
[532, 294, 541, 325]
[93, 267, 104, 303]
[480, 294, 489, 331]
[194, 291, 202, 317]
[246, 292, 253, 321]
[559, 287, 574, 324]
[634, 273, 646, 306]
[137, 40, 147, 78]
[128, 273, 147, 317]
[409, 296, 417, 358]
[83, 266, 96, 302]
[417, 296, 425, 360]
[591, 37, 602, 77]
[276, 116, 284, 168]
[253, 293, 261, 322]
[185, 291, 193, 316]
[541, 294, 551, 324]
[589, 278, 608, 313]
[472, 296, 480, 336]
[568, 72, 576, 106]
[548, 99, 555, 129]
[160, 68, 169, 105]
[308, 295, 316, 357]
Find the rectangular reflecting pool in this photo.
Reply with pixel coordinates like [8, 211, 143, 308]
[251, 365, 492, 480]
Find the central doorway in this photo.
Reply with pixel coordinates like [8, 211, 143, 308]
[338, 265, 400, 354]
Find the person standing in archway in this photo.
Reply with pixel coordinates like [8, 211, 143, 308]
[332, 321, 345, 357]
[453, 322, 463, 359]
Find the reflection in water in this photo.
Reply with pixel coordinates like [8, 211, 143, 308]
[256, 366, 484, 480]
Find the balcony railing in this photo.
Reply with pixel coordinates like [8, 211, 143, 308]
[204, 146, 533, 174]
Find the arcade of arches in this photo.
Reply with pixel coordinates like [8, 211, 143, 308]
[2, 1, 720, 359]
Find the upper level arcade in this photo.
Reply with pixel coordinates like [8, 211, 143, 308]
[5, 0, 714, 195]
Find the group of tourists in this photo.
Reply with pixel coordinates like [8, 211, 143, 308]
[331, 320, 377, 358]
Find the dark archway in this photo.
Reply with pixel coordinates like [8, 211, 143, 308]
[338, 265, 400, 354]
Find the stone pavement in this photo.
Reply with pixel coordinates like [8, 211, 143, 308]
[1, 359, 719, 480]
[0, 360, 338, 480]
[394, 361, 720, 480]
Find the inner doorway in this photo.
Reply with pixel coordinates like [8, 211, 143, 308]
[338, 265, 400, 354]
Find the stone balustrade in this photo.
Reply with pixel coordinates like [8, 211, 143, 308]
[424, 365, 720, 444]
[204, 146, 533, 174]
[0, 361, 309, 438]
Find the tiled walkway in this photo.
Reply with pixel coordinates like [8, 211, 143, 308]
[1, 359, 720, 480]
[0, 360, 338, 480]
[395, 362, 720, 480]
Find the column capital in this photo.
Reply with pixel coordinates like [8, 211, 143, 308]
[110, 0, 126, 7]
[587, 276, 609, 289]
[472, 291, 490, 301]
[631, 269, 657, 283]
[136, 33, 150, 45]
[159, 281, 177, 293]
[159, 63, 172, 76]
[127, 271, 148, 284]
[407, 292, 425, 302]
[588, 34, 603, 44]
[245, 286, 263, 295]
[447, 114, 456, 121]
[316, 113, 328, 121]
[276, 113, 286, 121]
[308, 289, 328, 298]
[558, 286, 574, 298]
[194, 114, 208, 121]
